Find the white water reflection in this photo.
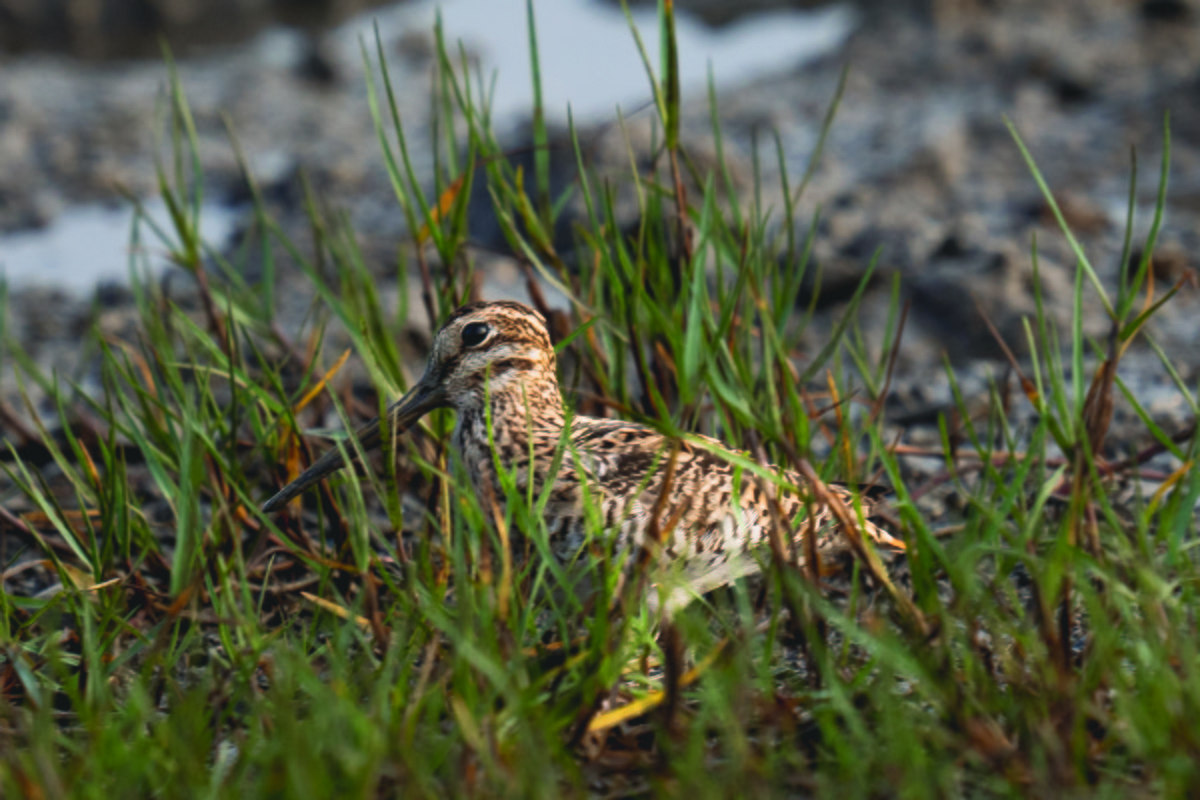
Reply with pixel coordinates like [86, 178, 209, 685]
[342, 0, 855, 124]
[0, 200, 240, 295]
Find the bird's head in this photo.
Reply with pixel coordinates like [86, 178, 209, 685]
[261, 301, 558, 513]
[426, 300, 558, 412]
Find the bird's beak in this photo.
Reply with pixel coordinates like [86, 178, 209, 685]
[261, 374, 445, 513]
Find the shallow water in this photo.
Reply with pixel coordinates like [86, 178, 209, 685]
[339, 0, 854, 124]
[0, 200, 242, 296]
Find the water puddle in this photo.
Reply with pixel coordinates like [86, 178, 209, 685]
[0, 200, 241, 296]
[342, 0, 855, 124]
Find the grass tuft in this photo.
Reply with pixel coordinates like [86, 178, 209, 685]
[1, 7, 1198, 797]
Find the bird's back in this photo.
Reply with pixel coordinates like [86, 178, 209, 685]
[525, 415, 900, 611]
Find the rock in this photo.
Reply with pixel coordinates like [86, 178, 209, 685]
[603, 0, 843, 28]
[1125, 243, 1192, 284]
[0, 0, 395, 59]
[464, 115, 752, 264]
[1038, 191, 1112, 235]
[1141, 0, 1193, 23]
[907, 242, 1053, 362]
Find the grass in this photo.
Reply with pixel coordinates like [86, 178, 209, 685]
[2, 4, 1199, 796]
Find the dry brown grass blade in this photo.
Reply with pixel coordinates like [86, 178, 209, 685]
[797, 384, 840, 451]
[1149, 460, 1194, 515]
[416, 174, 465, 246]
[586, 638, 727, 735]
[362, 573, 390, 646]
[106, 335, 162, 407]
[20, 509, 102, 534]
[260, 349, 354, 516]
[790, 453, 927, 637]
[163, 585, 196, 617]
[1, 559, 55, 583]
[481, 478, 513, 622]
[643, 442, 681, 556]
[185, 258, 230, 352]
[301, 591, 372, 632]
[748, 436, 824, 681]
[868, 299, 911, 425]
[661, 619, 684, 737]
[402, 636, 441, 743]
[290, 348, 352, 418]
[1072, 329, 1120, 557]
[0, 505, 35, 538]
[57, 562, 98, 594]
[653, 340, 678, 386]
[617, 441, 683, 616]
[1081, 355, 1117, 464]
[77, 440, 102, 488]
[972, 296, 1040, 406]
[826, 371, 855, 485]
[964, 715, 1027, 780]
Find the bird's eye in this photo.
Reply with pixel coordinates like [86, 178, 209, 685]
[461, 322, 491, 348]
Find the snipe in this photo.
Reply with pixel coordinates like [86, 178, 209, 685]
[263, 301, 903, 611]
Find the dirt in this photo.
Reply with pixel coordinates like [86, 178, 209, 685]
[0, 0, 1197, 459]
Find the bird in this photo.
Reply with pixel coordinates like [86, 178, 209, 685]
[262, 301, 905, 613]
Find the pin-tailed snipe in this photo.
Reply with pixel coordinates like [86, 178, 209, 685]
[263, 301, 903, 611]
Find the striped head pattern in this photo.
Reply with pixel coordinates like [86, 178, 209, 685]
[262, 301, 560, 512]
[429, 301, 559, 412]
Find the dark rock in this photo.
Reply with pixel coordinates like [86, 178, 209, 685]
[1141, 0, 1193, 23]
[95, 280, 134, 308]
[1125, 244, 1192, 284]
[602, 0, 946, 29]
[907, 243, 1073, 363]
[1040, 192, 1111, 235]
[0, 0, 396, 59]
[600, 0, 845, 28]
[295, 37, 338, 85]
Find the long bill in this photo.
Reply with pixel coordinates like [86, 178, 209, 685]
[261, 375, 445, 513]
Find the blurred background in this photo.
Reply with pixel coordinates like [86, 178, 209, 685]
[0, 0, 1198, 419]
[0, 0, 858, 288]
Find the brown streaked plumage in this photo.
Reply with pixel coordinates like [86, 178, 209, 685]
[262, 301, 904, 612]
